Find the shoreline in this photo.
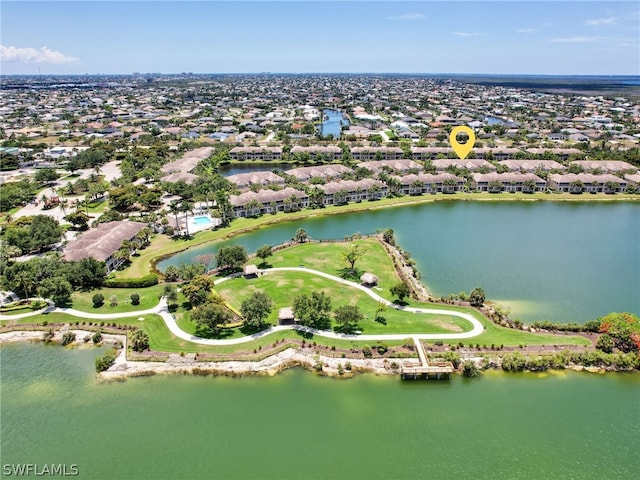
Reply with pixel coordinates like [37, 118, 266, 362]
[145, 193, 639, 278]
[2, 329, 636, 380]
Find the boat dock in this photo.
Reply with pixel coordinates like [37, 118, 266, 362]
[400, 338, 454, 380]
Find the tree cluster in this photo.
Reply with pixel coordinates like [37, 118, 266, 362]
[240, 291, 273, 329]
[2, 215, 63, 254]
[0, 255, 106, 304]
[215, 245, 247, 271]
[293, 291, 332, 330]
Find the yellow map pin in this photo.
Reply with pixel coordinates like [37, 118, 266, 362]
[449, 126, 476, 159]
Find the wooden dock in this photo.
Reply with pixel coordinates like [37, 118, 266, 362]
[400, 338, 454, 380]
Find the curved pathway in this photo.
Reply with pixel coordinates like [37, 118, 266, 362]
[0, 268, 486, 345]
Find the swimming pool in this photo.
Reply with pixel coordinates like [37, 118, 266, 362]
[191, 216, 213, 227]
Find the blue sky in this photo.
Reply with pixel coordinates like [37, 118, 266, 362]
[1, 1, 638, 75]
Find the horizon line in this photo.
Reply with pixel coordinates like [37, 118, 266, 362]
[1, 72, 639, 77]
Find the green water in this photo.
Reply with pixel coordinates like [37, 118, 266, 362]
[1, 344, 639, 479]
[159, 201, 639, 323]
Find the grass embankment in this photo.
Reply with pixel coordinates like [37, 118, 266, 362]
[7, 313, 409, 355]
[119, 192, 640, 279]
[70, 284, 165, 313]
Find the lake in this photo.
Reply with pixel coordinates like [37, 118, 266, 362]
[158, 201, 640, 324]
[1, 343, 638, 480]
[320, 109, 348, 138]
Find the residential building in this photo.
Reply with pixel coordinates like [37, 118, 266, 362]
[290, 145, 342, 161]
[356, 159, 421, 174]
[497, 160, 566, 172]
[431, 159, 496, 172]
[226, 171, 285, 189]
[317, 179, 387, 205]
[63, 221, 147, 273]
[548, 173, 628, 193]
[568, 160, 638, 174]
[229, 146, 283, 161]
[525, 148, 583, 161]
[284, 164, 352, 182]
[396, 173, 464, 194]
[351, 146, 403, 161]
[472, 173, 546, 192]
[229, 187, 307, 217]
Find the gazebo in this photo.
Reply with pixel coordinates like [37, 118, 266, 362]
[278, 307, 295, 325]
[360, 272, 378, 287]
[243, 264, 259, 278]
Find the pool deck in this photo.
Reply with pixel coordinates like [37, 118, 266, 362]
[182, 214, 221, 235]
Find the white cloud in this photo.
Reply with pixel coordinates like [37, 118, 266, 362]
[586, 17, 616, 26]
[453, 32, 481, 37]
[0, 45, 79, 64]
[549, 36, 600, 43]
[387, 13, 424, 21]
[515, 28, 539, 33]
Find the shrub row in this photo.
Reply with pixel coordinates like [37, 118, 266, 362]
[531, 319, 601, 333]
[501, 350, 640, 372]
[104, 274, 158, 288]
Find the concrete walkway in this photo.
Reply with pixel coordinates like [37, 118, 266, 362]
[0, 268, 485, 345]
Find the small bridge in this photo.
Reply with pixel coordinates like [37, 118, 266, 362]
[401, 338, 454, 380]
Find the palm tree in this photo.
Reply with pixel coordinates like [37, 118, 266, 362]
[112, 248, 131, 268]
[180, 201, 193, 237]
[367, 184, 382, 199]
[121, 239, 133, 254]
[58, 198, 68, 216]
[140, 226, 153, 244]
[308, 187, 324, 208]
[214, 191, 232, 226]
[15, 271, 34, 298]
[410, 179, 423, 195]
[288, 194, 299, 211]
[168, 200, 181, 231]
[245, 199, 262, 216]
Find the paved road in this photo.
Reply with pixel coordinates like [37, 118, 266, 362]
[0, 268, 485, 345]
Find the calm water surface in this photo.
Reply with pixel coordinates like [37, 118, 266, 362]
[1, 344, 639, 480]
[159, 201, 639, 324]
[321, 109, 348, 137]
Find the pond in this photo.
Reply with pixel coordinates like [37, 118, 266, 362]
[158, 201, 640, 324]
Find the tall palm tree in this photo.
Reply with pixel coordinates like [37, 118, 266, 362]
[168, 200, 181, 232]
[180, 201, 193, 237]
[215, 191, 232, 226]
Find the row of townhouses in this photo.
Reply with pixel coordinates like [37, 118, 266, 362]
[222, 159, 638, 191]
[228, 146, 587, 162]
[227, 173, 631, 217]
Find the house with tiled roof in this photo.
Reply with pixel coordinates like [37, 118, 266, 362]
[229, 187, 307, 217]
[472, 173, 546, 193]
[63, 221, 147, 272]
[548, 173, 628, 193]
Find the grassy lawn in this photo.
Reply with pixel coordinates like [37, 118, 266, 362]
[71, 284, 165, 313]
[472, 318, 591, 347]
[86, 200, 109, 213]
[245, 238, 401, 294]
[217, 271, 472, 335]
[6, 313, 409, 354]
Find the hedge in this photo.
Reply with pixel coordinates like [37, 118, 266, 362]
[104, 275, 159, 288]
